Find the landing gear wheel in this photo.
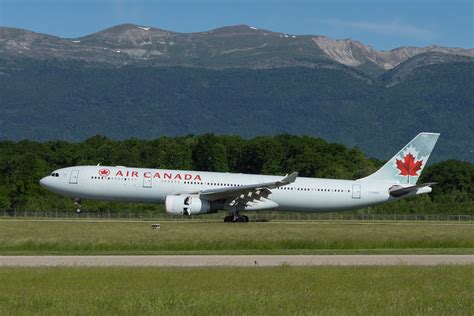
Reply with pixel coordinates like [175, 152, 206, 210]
[223, 214, 249, 223]
[74, 198, 82, 215]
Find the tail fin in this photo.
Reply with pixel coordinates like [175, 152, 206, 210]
[359, 132, 440, 184]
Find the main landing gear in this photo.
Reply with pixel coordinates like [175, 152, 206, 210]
[74, 198, 82, 214]
[224, 212, 249, 223]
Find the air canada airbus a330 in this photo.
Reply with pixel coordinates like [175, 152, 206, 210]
[40, 133, 439, 222]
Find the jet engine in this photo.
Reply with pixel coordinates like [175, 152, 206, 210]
[165, 195, 216, 215]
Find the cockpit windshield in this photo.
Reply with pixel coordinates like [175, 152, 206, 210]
[51, 172, 60, 177]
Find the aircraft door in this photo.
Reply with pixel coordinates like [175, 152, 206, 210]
[143, 173, 152, 188]
[69, 170, 79, 184]
[352, 184, 361, 199]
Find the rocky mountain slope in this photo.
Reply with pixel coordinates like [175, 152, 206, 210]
[313, 36, 473, 69]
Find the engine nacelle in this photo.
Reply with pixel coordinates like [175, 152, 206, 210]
[165, 195, 213, 215]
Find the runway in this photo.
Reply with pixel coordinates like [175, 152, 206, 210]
[0, 255, 473, 267]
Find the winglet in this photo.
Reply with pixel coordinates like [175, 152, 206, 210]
[281, 172, 298, 184]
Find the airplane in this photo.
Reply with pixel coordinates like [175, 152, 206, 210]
[40, 132, 439, 222]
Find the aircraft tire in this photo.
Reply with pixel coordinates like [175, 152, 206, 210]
[224, 215, 249, 223]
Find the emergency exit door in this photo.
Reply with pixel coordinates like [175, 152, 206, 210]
[69, 170, 79, 184]
[352, 184, 361, 199]
[143, 175, 152, 188]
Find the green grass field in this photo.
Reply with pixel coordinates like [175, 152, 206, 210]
[0, 266, 472, 315]
[0, 220, 473, 255]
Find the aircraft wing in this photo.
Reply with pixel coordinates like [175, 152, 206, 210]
[198, 172, 298, 202]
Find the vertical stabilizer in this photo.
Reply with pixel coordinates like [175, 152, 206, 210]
[359, 133, 440, 184]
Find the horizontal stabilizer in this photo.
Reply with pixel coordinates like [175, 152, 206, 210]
[389, 182, 436, 198]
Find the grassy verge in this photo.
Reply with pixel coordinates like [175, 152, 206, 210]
[0, 266, 472, 314]
[0, 220, 473, 255]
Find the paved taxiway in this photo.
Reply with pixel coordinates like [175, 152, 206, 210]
[0, 255, 473, 267]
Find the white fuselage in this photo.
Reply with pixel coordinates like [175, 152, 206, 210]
[40, 165, 426, 212]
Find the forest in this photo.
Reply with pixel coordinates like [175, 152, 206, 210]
[0, 59, 473, 162]
[0, 134, 472, 214]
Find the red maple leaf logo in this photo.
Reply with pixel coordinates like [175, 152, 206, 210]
[99, 168, 110, 177]
[396, 153, 423, 176]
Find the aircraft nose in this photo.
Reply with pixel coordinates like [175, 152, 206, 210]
[39, 176, 50, 188]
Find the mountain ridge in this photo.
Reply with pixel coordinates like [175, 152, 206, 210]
[1, 24, 472, 76]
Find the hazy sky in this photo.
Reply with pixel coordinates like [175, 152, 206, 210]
[1, 0, 472, 50]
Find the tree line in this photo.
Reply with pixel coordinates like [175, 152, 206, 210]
[0, 134, 472, 213]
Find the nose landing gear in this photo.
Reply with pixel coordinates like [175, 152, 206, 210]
[74, 198, 82, 214]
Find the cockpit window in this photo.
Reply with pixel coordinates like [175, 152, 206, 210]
[50, 173, 59, 177]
